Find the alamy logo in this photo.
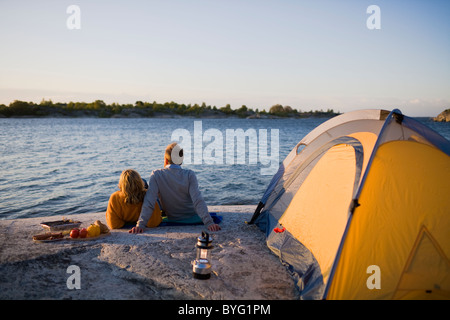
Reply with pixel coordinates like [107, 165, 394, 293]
[171, 121, 279, 175]
[366, 5, 381, 30]
[66, 265, 81, 290]
[366, 265, 381, 290]
[66, 5, 81, 30]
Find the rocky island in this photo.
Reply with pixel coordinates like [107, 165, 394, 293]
[433, 109, 450, 122]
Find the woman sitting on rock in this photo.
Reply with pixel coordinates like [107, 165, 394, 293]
[106, 169, 162, 229]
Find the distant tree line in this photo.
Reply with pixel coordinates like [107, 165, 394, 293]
[0, 99, 339, 118]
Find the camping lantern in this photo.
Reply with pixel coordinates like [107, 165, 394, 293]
[192, 231, 213, 279]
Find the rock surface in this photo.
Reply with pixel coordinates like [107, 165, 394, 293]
[433, 109, 450, 122]
[0, 205, 298, 300]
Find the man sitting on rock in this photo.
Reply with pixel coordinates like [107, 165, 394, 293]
[129, 142, 221, 234]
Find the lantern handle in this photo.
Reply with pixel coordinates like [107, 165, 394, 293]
[202, 231, 209, 242]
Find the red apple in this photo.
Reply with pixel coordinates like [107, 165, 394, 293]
[79, 228, 88, 238]
[70, 228, 80, 238]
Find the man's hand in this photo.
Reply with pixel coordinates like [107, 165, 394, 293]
[208, 224, 221, 232]
[129, 226, 144, 234]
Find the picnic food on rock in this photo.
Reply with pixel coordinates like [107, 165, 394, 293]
[69, 220, 109, 239]
[79, 228, 88, 238]
[94, 220, 109, 234]
[40, 218, 82, 231]
[33, 232, 64, 241]
[87, 224, 101, 237]
[70, 228, 80, 238]
[34, 219, 110, 241]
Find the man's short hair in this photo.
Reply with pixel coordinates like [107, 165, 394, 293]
[165, 142, 184, 165]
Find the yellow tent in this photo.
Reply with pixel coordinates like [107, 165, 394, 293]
[250, 109, 450, 300]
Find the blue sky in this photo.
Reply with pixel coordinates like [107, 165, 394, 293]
[0, 0, 449, 116]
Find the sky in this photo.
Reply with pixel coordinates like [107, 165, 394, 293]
[0, 0, 449, 117]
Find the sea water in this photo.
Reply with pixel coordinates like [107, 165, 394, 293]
[0, 117, 448, 220]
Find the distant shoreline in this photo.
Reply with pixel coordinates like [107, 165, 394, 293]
[0, 100, 446, 120]
[0, 99, 340, 119]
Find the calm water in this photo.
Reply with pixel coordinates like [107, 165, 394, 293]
[0, 117, 449, 220]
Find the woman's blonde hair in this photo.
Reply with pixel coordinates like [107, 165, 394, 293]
[118, 169, 146, 204]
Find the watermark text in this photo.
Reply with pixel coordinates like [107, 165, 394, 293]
[66, 5, 81, 30]
[367, 5, 381, 30]
[171, 121, 279, 175]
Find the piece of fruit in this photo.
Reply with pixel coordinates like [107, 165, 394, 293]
[70, 228, 80, 238]
[87, 224, 101, 238]
[79, 228, 88, 238]
[94, 220, 109, 234]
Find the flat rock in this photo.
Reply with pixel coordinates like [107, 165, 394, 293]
[0, 205, 298, 300]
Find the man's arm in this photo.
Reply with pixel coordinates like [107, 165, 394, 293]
[188, 171, 219, 231]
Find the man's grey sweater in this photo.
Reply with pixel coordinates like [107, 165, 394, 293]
[137, 165, 214, 228]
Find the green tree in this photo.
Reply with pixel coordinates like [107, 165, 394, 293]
[9, 100, 37, 115]
[269, 104, 284, 114]
[40, 98, 54, 106]
[67, 102, 75, 110]
[92, 100, 106, 110]
[220, 104, 233, 115]
[283, 105, 293, 113]
[236, 105, 248, 117]
[238, 105, 247, 112]
[0, 104, 10, 116]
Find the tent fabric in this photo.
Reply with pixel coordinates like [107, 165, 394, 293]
[251, 109, 450, 300]
[249, 110, 387, 225]
[325, 140, 450, 300]
[279, 143, 360, 294]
